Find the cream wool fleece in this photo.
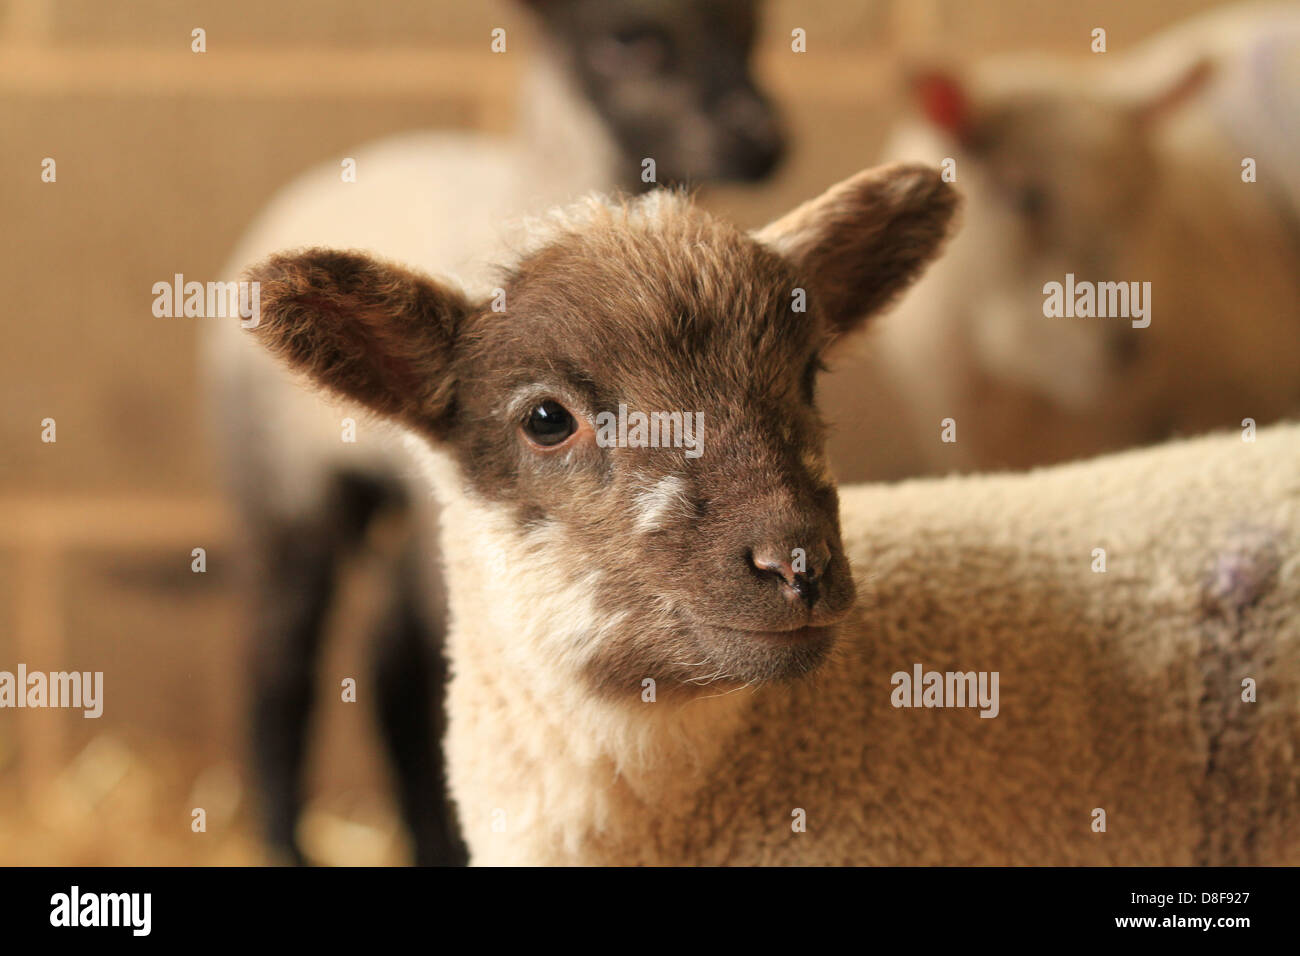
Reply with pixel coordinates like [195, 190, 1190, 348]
[436, 422, 1300, 865]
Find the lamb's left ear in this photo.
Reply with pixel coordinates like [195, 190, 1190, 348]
[243, 248, 471, 439]
[754, 162, 960, 337]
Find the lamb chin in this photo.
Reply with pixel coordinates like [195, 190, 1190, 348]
[702, 623, 838, 685]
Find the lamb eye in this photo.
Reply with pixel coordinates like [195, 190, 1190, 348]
[523, 400, 577, 447]
[1016, 184, 1049, 218]
[603, 24, 672, 73]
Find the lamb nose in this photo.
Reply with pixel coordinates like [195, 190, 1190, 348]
[750, 543, 829, 605]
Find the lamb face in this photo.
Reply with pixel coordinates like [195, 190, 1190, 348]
[246, 163, 959, 698]
[447, 197, 855, 691]
[534, 0, 784, 183]
[904, 60, 1211, 408]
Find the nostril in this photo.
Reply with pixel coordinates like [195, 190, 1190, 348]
[749, 548, 789, 579]
[750, 546, 825, 606]
[789, 572, 820, 605]
[804, 541, 833, 582]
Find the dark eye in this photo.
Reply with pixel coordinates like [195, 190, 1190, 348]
[591, 24, 673, 75]
[522, 400, 577, 447]
[1016, 184, 1049, 219]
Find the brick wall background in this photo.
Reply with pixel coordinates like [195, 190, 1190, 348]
[0, 0, 1230, 863]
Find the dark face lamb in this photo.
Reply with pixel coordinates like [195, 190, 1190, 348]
[245, 163, 959, 696]
[533, 0, 785, 183]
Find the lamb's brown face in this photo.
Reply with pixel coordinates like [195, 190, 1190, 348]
[245, 164, 959, 699]
[446, 202, 856, 691]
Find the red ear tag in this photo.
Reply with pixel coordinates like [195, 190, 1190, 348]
[915, 72, 971, 143]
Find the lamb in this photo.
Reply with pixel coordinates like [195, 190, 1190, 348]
[203, 0, 782, 864]
[829, 2, 1300, 482]
[242, 162, 1300, 865]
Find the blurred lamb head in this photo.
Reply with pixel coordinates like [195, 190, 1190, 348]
[525, 0, 784, 183]
[906, 57, 1212, 409]
[244, 164, 958, 693]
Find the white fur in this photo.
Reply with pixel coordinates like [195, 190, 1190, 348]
[407, 437, 748, 863]
[632, 476, 693, 533]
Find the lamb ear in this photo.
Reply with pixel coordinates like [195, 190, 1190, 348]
[243, 248, 471, 439]
[1131, 56, 1213, 126]
[754, 162, 960, 337]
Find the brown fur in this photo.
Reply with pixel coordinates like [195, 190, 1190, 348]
[246, 165, 959, 694]
[246, 249, 469, 439]
[755, 164, 962, 334]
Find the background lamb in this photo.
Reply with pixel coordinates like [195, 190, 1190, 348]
[828, 2, 1300, 481]
[243, 163, 1300, 865]
[203, 0, 783, 865]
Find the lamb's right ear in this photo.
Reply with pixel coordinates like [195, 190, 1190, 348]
[754, 163, 960, 338]
[244, 248, 471, 439]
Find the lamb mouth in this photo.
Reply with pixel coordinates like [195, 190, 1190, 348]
[687, 622, 838, 684]
[703, 623, 837, 644]
[744, 625, 832, 644]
